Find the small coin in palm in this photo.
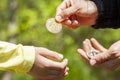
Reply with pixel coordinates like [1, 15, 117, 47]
[86, 50, 100, 58]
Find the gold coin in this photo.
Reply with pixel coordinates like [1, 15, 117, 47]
[46, 18, 62, 33]
[86, 50, 100, 58]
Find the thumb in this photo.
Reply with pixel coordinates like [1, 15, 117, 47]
[90, 52, 110, 66]
[55, 6, 78, 22]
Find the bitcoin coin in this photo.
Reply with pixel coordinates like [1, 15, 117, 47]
[46, 18, 62, 33]
[86, 50, 100, 58]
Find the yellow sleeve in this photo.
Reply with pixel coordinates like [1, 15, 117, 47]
[0, 41, 35, 73]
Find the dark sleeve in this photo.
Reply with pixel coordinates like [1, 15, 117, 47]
[91, 0, 120, 29]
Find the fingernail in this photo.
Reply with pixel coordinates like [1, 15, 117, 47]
[90, 59, 96, 65]
[64, 58, 68, 63]
[58, 54, 63, 59]
[64, 72, 68, 76]
[55, 15, 63, 22]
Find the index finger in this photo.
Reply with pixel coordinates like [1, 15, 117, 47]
[90, 38, 107, 52]
[56, 0, 70, 15]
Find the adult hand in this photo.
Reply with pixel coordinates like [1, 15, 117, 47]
[78, 38, 120, 70]
[29, 47, 68, 80]
[55, 0, 98, 29]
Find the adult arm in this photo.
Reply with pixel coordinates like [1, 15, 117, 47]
[56, 0, 120, 29]
[91, 0, 120, 28]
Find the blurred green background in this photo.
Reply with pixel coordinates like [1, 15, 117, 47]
[0, 0, 120, 80]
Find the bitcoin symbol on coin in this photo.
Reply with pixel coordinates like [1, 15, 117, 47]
[46, 18, 62, 33]
[86, 50, 100, 59]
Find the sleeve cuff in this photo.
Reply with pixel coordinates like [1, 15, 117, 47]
[91, 0, 104, 28]
[0, 42, 35, 74]
[17, 46, 35, 73]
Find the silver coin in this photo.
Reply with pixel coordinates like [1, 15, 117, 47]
[46, 18, 62, 33]
[86, 50, 100, 58]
